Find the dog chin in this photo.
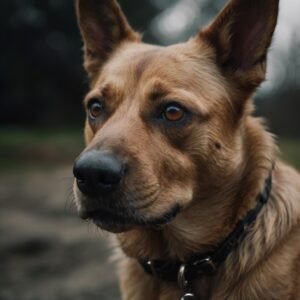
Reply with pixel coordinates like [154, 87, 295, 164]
[81, 205, 181, 233]
[92, 218, 134, 233]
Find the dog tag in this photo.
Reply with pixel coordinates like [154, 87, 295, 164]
[181, 292, 196, 300]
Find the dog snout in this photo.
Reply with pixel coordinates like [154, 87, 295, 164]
[73, 150, 125, 196]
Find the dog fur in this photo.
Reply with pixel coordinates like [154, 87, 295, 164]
[74, 0, 300, 299]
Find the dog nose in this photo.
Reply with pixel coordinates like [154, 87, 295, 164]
[73, 150, 124, 196]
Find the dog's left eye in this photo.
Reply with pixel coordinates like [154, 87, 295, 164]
[88, 99, 104, 120]
[163, 104, 185, 122]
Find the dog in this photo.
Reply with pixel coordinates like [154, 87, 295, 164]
[73, 0, 300, 299]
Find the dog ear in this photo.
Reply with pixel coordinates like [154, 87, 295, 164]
[76, 0, 140, 81]
[199, 0, 279, 92]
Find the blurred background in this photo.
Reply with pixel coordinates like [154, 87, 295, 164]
[0, 0, 299, 299]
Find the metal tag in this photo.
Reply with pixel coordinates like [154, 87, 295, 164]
[181, 292, 196, 300]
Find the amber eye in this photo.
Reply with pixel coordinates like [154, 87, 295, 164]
[88, 100, 103, 120]
[163, 104, 185, 122]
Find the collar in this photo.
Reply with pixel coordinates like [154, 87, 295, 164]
[139, 174, 272, 297]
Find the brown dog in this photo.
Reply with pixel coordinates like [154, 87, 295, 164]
[73, 0, 300, 299]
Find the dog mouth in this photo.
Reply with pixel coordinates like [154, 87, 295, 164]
[81, 205, 181, 233]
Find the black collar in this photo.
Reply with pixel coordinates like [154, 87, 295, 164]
[139, 174, 272, 296]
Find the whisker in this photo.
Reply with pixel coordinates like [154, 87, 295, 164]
[65, 185, 76, 212]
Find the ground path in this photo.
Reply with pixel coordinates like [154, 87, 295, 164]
[0, 166, 120, 300]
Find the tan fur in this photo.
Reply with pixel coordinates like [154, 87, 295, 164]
[74, 0, 300, 299]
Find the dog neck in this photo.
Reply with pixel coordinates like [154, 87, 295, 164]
[138, 172, 272, 284]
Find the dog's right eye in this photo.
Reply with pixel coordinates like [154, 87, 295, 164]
[88, 99, 104, 120]
[163, 105, 185, 122]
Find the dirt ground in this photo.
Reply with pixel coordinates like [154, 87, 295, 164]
[0, 166, 120, 300]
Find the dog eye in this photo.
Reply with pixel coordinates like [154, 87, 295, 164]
[88, 99, 104, 120]
[163, 104, 185, 122]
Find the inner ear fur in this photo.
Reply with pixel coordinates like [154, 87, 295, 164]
[199, 0, 279, 91]
[76, 0, 140, 81]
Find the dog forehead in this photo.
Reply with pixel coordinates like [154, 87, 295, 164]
[101, 43, 203, 82]
[98, 41, 226, 105]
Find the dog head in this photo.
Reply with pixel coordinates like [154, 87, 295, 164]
[73, 0, 279, 234]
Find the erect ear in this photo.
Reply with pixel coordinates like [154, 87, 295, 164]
[76, 0, 140, 81]
[199, 0, 279, 92]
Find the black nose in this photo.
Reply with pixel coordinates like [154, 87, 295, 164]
[73, 150, 124, 196]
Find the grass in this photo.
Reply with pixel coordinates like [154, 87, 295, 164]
[0, 127, 299, 172]
[0, 128, 83, 146]
[0, 127, 84, 172]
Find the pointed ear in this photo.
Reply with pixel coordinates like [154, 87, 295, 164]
[76, 0, 140, 80]
[199, 0, 279, 91]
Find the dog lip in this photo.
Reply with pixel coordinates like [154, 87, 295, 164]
[82, 204, 181, 233]
[84, 208, 136, 233]
[86, 208, 129, 223]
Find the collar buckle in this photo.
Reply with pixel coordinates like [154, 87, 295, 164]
[178, 263, 189, 291]
[178, 264, 196, 300]
[191, 256, 216, 276]
[177, 257, 216, 290]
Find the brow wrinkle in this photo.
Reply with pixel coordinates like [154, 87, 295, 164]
[100, 84, 114, 99]
[148, 82, 170, 102]
[135, 50, 158, 79]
